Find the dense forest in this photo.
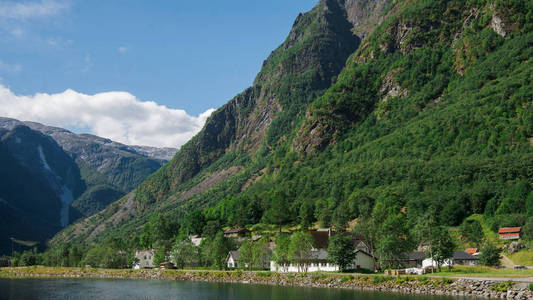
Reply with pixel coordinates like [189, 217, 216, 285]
[36, 0, 532, 269]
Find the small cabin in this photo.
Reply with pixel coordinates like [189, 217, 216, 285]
[159, 261, 176, 270]
[498, 227, 521, 240]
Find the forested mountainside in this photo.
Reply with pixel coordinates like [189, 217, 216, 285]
[52, 0, 531, 258]
[0, 119, 175, 255]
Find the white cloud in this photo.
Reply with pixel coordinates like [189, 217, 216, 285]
[118, 46, 129, 54]
[0, 85, 215, 148]
[0, 0, 69, 20]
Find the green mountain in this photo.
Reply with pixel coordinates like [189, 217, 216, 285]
[52, 0, 532, 250]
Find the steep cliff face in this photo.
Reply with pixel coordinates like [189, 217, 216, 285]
[133, 0, 387, 207]
[52, 0, 395, 245]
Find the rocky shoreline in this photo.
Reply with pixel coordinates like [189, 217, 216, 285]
[1, 267, 531, 299]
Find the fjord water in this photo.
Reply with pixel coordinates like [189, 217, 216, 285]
[0, 279, 466, 300]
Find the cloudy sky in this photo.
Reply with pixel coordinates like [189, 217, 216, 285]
[0, 0, 316, 148]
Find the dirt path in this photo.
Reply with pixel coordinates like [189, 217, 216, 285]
[501, 254, 516, 268]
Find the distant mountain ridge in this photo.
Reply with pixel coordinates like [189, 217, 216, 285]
[0, 117, 177, 255]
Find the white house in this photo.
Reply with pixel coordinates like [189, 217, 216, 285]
[227, 250, 241, 268]
[189, 235, 204, 247]
[133, 250, 155, 269]
[270, 230, 375, 273]
[422, 251, 479, 268]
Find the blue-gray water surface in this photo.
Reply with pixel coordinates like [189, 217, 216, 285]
[0, 279, 468, 300]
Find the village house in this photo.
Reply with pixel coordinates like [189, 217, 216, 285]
[133, 250, 155, 269]
[189, 235, 204, 246]
[226, 239, 275, 269]
[270, 230, 375, 273]
[422, 251, 479, 268]
[398, 251, 427, 268]
[224, 228, 250, 238]
[226, 250, 241, 268]
[498, 227, 521, 240]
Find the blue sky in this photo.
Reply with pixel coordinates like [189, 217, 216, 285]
[0, 0, 318, 147]
[0, 0, 317, 115]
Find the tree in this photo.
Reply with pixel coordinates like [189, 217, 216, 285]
[299, 200, 315, 230]
[478, 243, 501, 267]
[252, 237, 271, 270]
[239, 239, 254, 270]
[273, 234, 290, 272]
[327, 234, 355, 272]
[414, 213, 438, 272]
[263, 191, 291, 232]
[288, 232, 314, 272]
[207, 232, 233, 270]
[153, 245, 169, 266]
[332, 201, 351, 232]
[523, 217, 533, 241]
[430, 226, 455, 272]
[460, 219, 484, 247]
[171, 236, 199, 269]
[375, 210, 411, 268]
[182, 210, 206, 236]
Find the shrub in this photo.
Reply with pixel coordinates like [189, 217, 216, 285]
[257, 271, 272, 277]
[441, 277, 453, 284]
[490, 281, 514, 292]
[373, 275, 393, 283]
[418, 276, 428, 283]
[479, 243, 502, 267]
[529, 283, 533, 291]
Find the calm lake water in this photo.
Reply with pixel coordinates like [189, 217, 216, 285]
[0, 279, 467, 300]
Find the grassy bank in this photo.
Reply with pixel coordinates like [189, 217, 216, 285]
[424, 266, 533, 278]
[1, 265, 532, 280]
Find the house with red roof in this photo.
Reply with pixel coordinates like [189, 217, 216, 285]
[498, 227, 521, 240]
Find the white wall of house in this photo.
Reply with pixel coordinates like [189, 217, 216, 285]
[351, 251, 375, 271]
[133, 250, 155, 269]
[269, 251, 375, 273]
[270, 261, 339, 273]
[422, 258, 478, 268]
[227, 256, 238, 268]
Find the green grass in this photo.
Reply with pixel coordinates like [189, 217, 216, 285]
[426, 265, 533, 278]
[507, 248, 533, 266]
[490, 281, 514, 292]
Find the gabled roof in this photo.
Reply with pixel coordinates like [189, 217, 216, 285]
[400, 252, 426, 261]
[309, 249, 329, 260]
[355, 249, 374, 258]
[498, 227, 521, 234]
[228, 250, 240, 261]
[310, 231, 330, 249]
[465, 248, 478, 255]
[453, 251, 478, 260]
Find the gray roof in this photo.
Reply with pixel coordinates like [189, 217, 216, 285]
[309, 249, 328, 260]
[453, 251, 478, 260]
[229, 250, 240, 261]
[400, 252, 426, 261]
